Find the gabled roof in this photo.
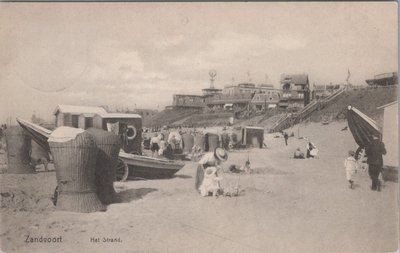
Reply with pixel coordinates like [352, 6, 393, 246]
[54, 104, 107, 116]
[251, 93, 280, 104]
[280, 74, 309, 85]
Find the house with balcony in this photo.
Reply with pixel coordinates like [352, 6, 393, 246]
[222, 83, 276, 96]
[279, 74, 311, 110]
[206, 93, 254, 110]
[251, 92, 281, 111]
[172, 94, 206, 109]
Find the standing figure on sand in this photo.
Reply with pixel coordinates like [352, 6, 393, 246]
[150, 134, 160, 157]
[195, 147, 228, 197]
[365, 135, 386, 191]
[344, 150, 358, 189]
[283, 132, 289, 146]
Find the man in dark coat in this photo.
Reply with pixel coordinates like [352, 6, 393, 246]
[365, 135, 386, 191]
[283, 132, 289, 146]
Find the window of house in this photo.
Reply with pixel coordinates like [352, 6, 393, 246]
[71, 115, 79, 128]
[85, 117, 93, 129]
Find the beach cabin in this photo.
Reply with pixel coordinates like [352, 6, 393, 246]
[377, 101, 398, 169]
[93, 113, 142, 154]
[241, 126, 264, 148]
[53, 105, 107, 129]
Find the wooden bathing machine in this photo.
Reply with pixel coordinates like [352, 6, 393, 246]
[93, 113, 142, 154]
[241, 126, 264, 148]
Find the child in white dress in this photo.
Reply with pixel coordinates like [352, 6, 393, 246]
[344, 150, 358, 189]
[199, 166, 222, 197]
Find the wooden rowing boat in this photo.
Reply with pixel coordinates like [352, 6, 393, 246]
[118, 151, 185, 179]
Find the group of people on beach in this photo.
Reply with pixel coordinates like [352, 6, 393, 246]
[150, 124, 389, 198]
[293, 141, 318, 159]
[149, 133, 176, 159]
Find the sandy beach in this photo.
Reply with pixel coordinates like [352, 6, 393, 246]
[0, 121, 398, 253]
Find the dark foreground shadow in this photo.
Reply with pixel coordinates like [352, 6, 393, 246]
[116, 188, 158, 203]
[173, 174, 192, 179]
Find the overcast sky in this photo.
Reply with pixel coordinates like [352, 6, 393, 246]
[0, 2, 397, 123]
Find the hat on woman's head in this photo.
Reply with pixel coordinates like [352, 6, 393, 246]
[214, 147, 228, 161]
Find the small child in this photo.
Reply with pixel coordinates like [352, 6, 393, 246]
[199, 166, 222, 197]
[344, 150, 358, 189]
[240, 160, 252, 173]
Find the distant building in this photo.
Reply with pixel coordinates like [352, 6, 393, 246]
[279, 74, 311, 110]
[206, 92, 253, 110]
[202, 75, 223, 97]
[171, 78, 222, 109]
[172, 94, 206, 109]
[53, 104, 107, 128]
[202, 87, 222, 96]
[312, 84, 341, 100]
[168, 74, 313, 112]
[222, 83, 276, 96]
[251, 92, 281, 111]
[202, 85, 223, 106]
[365, 72, 398, 86]
[207, 83, 281, 110]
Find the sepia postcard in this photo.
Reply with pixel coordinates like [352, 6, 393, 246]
[0, 2, 398, 253]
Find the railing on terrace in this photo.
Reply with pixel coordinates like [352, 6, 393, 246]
[269, 87, 348, 132]
[266, 84, 397, 133]
[269, 113, 292, 132]
[322, 88, 346, 104]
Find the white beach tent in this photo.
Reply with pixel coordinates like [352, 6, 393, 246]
[377, 101, 398, 168]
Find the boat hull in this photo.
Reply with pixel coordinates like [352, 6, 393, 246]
[118, 152, 185, 179]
